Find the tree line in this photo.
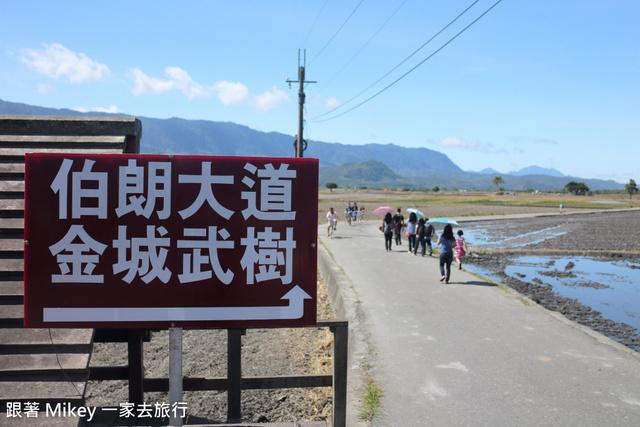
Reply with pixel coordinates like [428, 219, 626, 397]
[325, 178, 638, 198]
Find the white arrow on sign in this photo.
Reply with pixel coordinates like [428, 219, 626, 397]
[43, 286, 312, 323]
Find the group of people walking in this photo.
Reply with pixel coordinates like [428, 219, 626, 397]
[344, 202, 365, 224]
[326, 205, 469, 284]
[381, 209, 435, 256]
[380, 208, 467, 284]
[325, 203, 365, 237]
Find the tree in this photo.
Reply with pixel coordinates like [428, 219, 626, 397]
[565, 181, 590, 195]
[325, 182, 338, 192]
[491, 176, 504, 191]
[625, 179, 638, 199]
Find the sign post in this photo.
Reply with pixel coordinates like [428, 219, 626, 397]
[169, 327, 183, 426]
[24, 154, 318, 329]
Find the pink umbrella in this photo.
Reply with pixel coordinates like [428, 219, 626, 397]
[373, 206, 395, 216]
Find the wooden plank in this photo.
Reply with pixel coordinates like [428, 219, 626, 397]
[0, 199, 24, 211]
[0, 329, 92, 347]
[0, 304, 24, 321]
[0, 181, 24, 193]
[0, 259, 23, 272]
[0, 411, 83, 426]
[0, 239, 23, 251]
[0, 282, 23, 297]
[0, 380, 86, 401]
[0, 115, 141, 138]
[0, 353, 90, 373]
[143, 374, 333, 392]
[0, 147, 125, 157]
[0, 163, 25, 173]
[0, 135, 125, 146]
[0, 218, 24, 230]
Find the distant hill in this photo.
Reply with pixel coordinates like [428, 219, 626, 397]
[471, 168, 502, 175]
[0, 98, 624, 191]
[319, 159, 409, 188]
[509, 166, 565, 177]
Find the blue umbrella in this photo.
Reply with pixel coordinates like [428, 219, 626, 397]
[426, 218, 459, 227]
[406, 208, 424, 218]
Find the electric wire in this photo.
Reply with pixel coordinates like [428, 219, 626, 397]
[313, 0, 503, 123]
[300, 0, 329, 49]
[308, 0, 365, 66]
[313, 0, 409, 94]
[313, 0, 480, 120]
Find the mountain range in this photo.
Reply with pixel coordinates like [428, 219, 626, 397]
[0, 98, 623, 191]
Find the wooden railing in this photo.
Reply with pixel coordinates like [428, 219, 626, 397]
[89, 319, 348, 426]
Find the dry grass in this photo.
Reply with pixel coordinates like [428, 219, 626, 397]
[317, 189, 639, 224]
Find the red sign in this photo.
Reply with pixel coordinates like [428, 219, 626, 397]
[24, 154, 318, 328]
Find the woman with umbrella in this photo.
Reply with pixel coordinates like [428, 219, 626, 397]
[406, 211, 418, 253]
[382, 212, 394, 252]
[436, 224, 457, 284]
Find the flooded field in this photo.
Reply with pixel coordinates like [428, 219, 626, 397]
[461, 212, 640, 350]
[469, 254, 640, 332]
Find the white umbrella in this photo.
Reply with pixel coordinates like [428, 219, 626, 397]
[406, 208, 424, 218]
[426, 218, 459, 227]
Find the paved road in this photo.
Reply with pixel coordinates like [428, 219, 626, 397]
[318, 219, 640, 427]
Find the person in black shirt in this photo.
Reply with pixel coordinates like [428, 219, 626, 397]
[392, 208, 404, 245]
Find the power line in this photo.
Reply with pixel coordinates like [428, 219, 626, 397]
[313, 0, 504, 123]
[308, 0, 365, 66]
[313, 0, 481, 120]
[300, 0, 329, 49]
[313, 0, 409, 94]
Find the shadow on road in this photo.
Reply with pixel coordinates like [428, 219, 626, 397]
[455, 279, 498, 287]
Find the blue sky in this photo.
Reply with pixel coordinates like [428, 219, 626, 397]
[1, 1, 638, 183]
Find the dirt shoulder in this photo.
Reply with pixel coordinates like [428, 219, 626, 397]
[85, 273, 336, 424]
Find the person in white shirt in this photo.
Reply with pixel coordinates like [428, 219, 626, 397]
[326, 207, 339, 236]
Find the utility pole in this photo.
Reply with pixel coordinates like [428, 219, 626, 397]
[287, 50, 316, 158]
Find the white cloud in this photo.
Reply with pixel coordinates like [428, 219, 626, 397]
[74, 105, 122, 114]
[21, 43, 109, 83]
[213, 81, 289, 112]
[252, 87, 289, 113]
[325, 97, 342, 109]
[439, 137, 490, 152]
[213, 81, 251, 106]
[37, 83, 55, 95]
[129, 68, 289, 112]
[129, 67, 209, 99]
[165, 67, 209, 99]
[309, 95, 342, 109]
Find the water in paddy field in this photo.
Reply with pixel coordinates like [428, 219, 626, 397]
[461, 225, 640, 334]
[505, 256, 640, 331]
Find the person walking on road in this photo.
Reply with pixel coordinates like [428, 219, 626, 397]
[382, 212, 394, 252]
[437, 224, 457, 284]
[393, 208, 404, 246]
[454, 229, 468, 269]
[326, 207, 339, 237]
[415, 218, 427, 256]
[407, 212, 417, 253]
[425, 219, 435, 256]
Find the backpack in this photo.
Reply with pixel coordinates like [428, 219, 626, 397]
[425, 224, 434, 237]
